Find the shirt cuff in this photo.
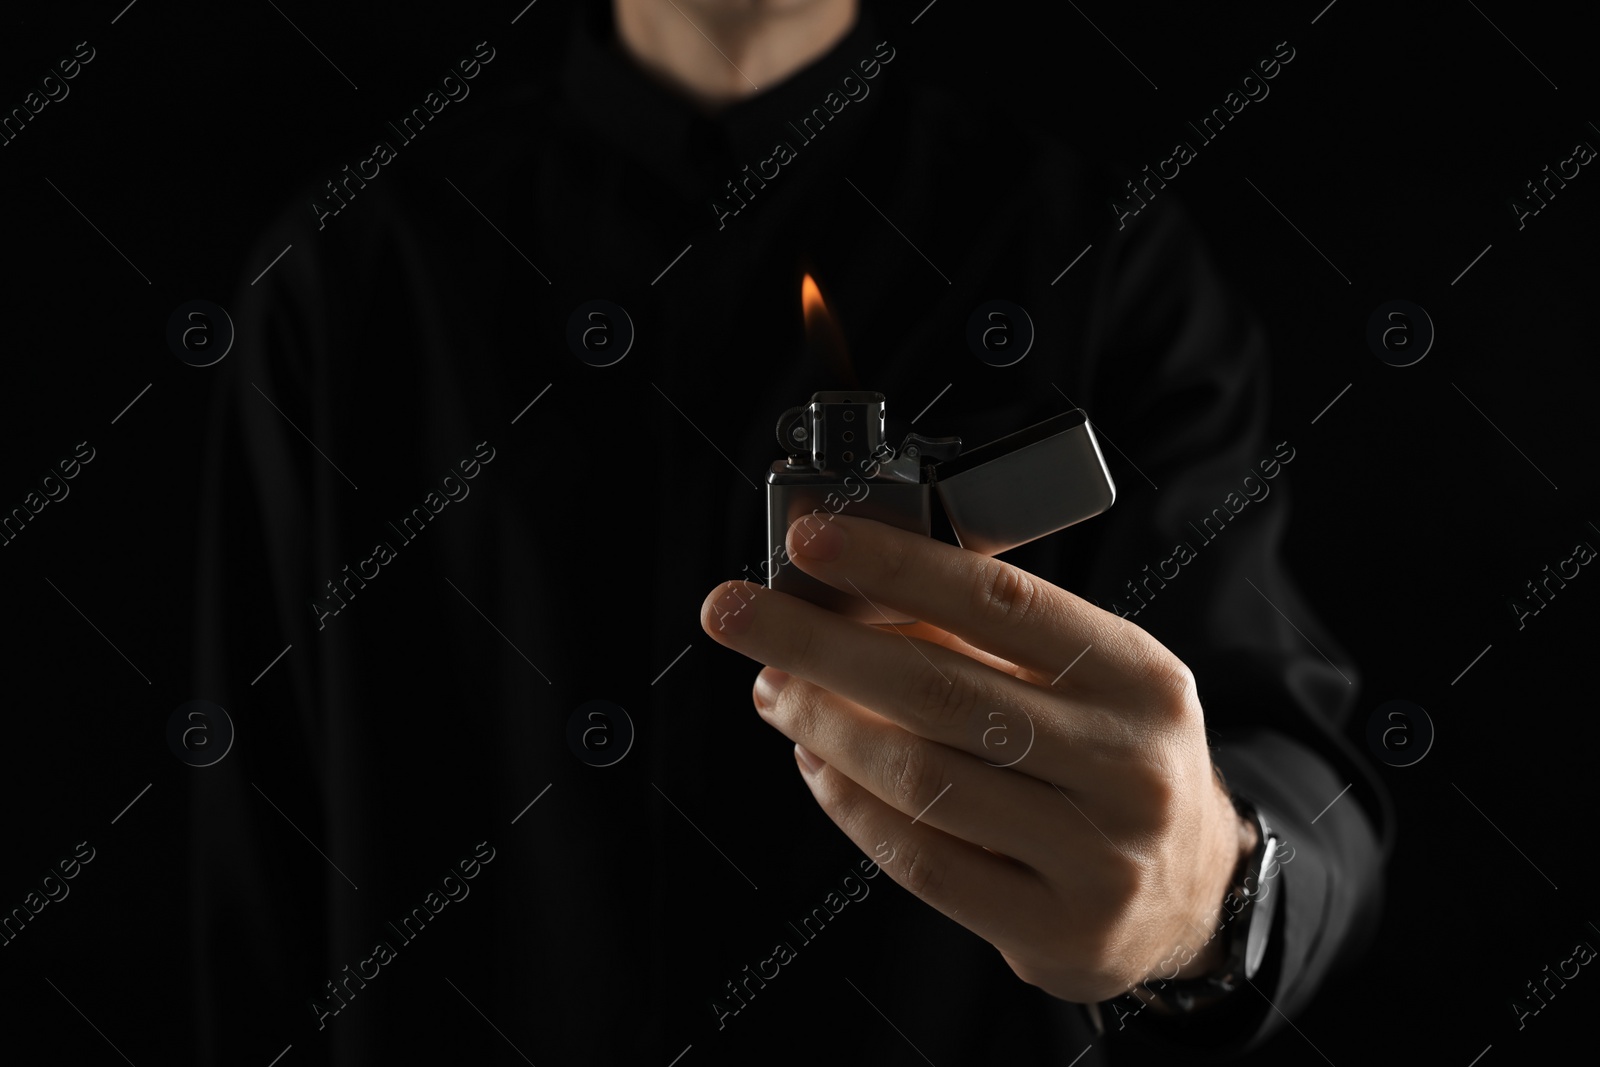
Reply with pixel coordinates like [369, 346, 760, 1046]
[1090, 728, 1384, 1059]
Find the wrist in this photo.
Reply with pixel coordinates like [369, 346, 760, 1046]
[1128, 789, 1280, 1019]
[1173, 803, 1260, 980]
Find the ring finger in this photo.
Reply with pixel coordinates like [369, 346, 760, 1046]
[756, 669, 1087, 876]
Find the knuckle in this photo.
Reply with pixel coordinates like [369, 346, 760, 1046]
[878, 532, 913, 586]
[1145, 655, 1197, 719]
[1147, 769, 1180, 821]
[1101, 849, 1147, 907]
[972, 561, 1040, 628]
[886, 742, 939, 812]
[897, 841, 945, 901]
[1166, 660, 1198, 703]
[807, 761, 852, 818]
[787, 620, 825, 677]
[764, 676, 814, 732]
[908, 657, 980, 730]
[1126, 758, 1180, 826]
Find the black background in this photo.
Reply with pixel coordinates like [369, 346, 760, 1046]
[1, 1, 1595, 1064]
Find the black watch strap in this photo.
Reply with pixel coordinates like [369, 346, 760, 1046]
[1136, 795, 1281, 1016]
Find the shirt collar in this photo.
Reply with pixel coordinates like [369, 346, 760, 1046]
[560, 1, 884, 198]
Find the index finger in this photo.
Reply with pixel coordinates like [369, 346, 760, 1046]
[784, 514, 1166, 689]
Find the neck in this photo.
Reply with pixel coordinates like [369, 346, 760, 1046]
[613, 0, 858, 110]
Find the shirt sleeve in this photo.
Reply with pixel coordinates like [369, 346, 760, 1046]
[188, 181, 340, 1065]
[1053, 187, 1395, 1059]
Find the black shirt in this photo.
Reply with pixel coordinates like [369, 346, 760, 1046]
[192, 4, 1391, 1063]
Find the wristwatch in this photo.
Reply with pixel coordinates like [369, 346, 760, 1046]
[1140, 794, 1282, 1016]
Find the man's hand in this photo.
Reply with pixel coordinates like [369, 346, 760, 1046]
[699, 514, 1257, 1004]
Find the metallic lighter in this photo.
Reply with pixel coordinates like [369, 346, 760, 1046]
[764, 390, 1117, 623]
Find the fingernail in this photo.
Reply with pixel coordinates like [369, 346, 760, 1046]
[706, 582, 758, 636]
[753, 667, 789, 710]
[792, 518, 845, 561]
[794, 743, 826, 776]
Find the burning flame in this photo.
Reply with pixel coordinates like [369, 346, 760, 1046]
[800, 272, 856, 386]
[801, 272, 828, 323]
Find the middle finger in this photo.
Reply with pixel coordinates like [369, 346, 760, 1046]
[703, 580, 1133, 782]
[755, 670, 1077, 871]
